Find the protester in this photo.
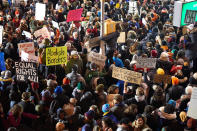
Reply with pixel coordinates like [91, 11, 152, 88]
[0, 0, 197, 130]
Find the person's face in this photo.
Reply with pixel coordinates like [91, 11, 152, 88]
[137, 118, 144, 127]
[115, 88, 119, 94]
[102, 121, 107, 129]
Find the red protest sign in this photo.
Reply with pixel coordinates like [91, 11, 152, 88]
[66, 8, 83, 22]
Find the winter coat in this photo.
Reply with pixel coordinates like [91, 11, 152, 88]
[103, 112, 119, 124]
[65, 57, 83, 75]
[67, 71, 84, 88]
[110, 103, 126, 121]
[156, 59, 173, 75]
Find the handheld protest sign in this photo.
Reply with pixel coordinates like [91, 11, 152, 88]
[18, 42, 35, 57]
[112, 66, 142, 85]
[35, 3, 46, 21]
[136, 57, 157, 68]
[117, 32, 126, 44]
[187, 87, 197, 119]
[46, 46, 67, 66]
[88, 51, 106, 68]
[153, 74, 171, 84]
[15, 61, 38, 83]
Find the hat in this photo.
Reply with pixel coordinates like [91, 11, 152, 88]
[85, 110, 95, 120]
[63, 77, 70, 85]
[71, 51, 78, 56]
[157, 68, 165, 75]
[172, 76, 179, 85]
[54, 86, 63, 94]
[86, 28, 92, 34]
[185, 86, 193, 95]
[179, 111, 187, 122]
[151, 50, 157, 57]
[102, 104, 110, 113]
[77, 82, 84, 90]
[168, 99, 176, 108]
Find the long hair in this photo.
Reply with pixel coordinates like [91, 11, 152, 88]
[9, 104, 23, 118]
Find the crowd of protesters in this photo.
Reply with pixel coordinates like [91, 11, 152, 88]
[0, 0, 197, 131]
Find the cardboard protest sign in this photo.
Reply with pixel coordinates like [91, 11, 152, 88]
[153, 74, 171, 84]
[35, 3, 46, 21]
[66, 8, 83, 22]
[136, 57, 157, 68]
[112, 66, 142, 85]
[187, 87, 197, 119]
[15, 61, 38, 83]
[88, 37, 100, 48]
[18, 42, 35, 57]
[46, 46, 67, 66]
[0, 52, 6, 71]
[34, 27, 51, 45]
[21, 51, 39, 63]
[117, 32, 126, 43]
[88, 51, 106, 67]
[0, 26, 3, 46]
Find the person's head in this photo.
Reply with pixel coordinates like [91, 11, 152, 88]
[84, 110, 95, 121]
[185, 86, 193, 96]
[107, 85, 119, 94]
[69, 98, 77, 106]
[119, 117, 130, 129]
[124, 104, 138, 116]
[102, 117, 113, 129]
[102, 104, 110, 113]
[136, 87, 144, 96]
[22, 92, 31, 102]
[56, 122, 65, 131]
[113, 94, 123, 105]
[54, 86, 63, 95]
[72, 64, 78, 73]
[7, 127, 17, 131]
[9, 104, 23, 118]
[73, 32, 78, 39]
[160, 52, 169, 61]
[95, 84, 104, 94]
[76, 82, 85, 93]
[144, 105, 154, 115]
[135, 114, 146, 127]
[89, 105, 99, 114]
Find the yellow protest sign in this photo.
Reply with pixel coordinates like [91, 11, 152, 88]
[46, 46, 67, 66]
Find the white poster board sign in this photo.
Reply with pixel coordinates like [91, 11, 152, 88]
[21, 51, 39, 63]
[18, 42, 35, 57]
[187, 87, 197, 119]
[35, 3, 46, 21]
[22, 31, 32, 39]
[128, 1, 138, 15]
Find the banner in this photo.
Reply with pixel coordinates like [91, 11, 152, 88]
[34, 27, 51, 45]
[187, 87, 197, 119]
[88, 51, 106, 67]
[0, 52, 6, 71]
[21, 51, 39, 63]
[117, 32, 126, 43]
[46, 46, 67, 66]
[66, 8, 83, 22]
[18, 42, 35, 57]
[15, 61, 38, 83]
[0, 26, 3, 46]
[112, 66, 142, 85]
[153, 74, 171, 84]
[136, 57, 157, 68]
[35, 3, 46, 21]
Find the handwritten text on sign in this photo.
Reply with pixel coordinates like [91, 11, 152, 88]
[88, 51, 106, 67]
[153, 74, 171, 84]
[46, 46, 67, 66]
[18, 42, 35, 57]
[15, 62, 38, 83]
[112, 66, 142, 85]
[136, 57, 157, 68]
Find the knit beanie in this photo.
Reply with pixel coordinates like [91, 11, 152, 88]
[85, 110, 95, 120]
[157, 68, 165, 75]
[77, 82, 84, 90]
[63, 77, 70, 85]
[172, 76, 179, 85]
[151, 50, 158, 58]
[102, 104, 110, 113]
[168, 99, 176, 108]
[54, 86, 63, 94]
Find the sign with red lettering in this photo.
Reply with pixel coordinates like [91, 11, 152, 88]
[18, 42, 35, 57]
[66, 8, 83, 22]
